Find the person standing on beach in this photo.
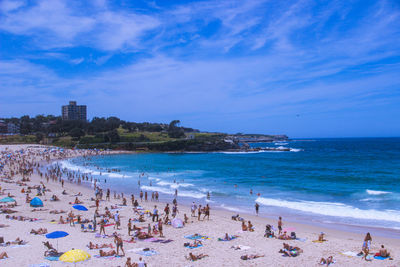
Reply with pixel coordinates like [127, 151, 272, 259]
[131, 194, 134, 205]
[198, 205, 202, 221]
[100, 217, 106, 236]
[255, 203, 260, 216]
[151, 192, 154, 201]
[114, 234, 125, 256]
[278, 217, 283, 235]
[128, 219, 132, 236]
[203, 204, 210, 220]
[155, 191, 159, 201]
[145, 191, 148, 201]
[361, 232, 372, 261]
[164, 204, 170, 218]
[158, 219, 164, 237]
[191, 202, 197, 217]
[140, 191, 143, 202]
[114, 211, 120, 230]
[106, 189, 110, 201]
[152, 205, 159, 222]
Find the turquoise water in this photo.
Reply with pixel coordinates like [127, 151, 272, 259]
[62, 138, 400, 233]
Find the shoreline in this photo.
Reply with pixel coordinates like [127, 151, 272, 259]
[1, 144, 399, 266]
[62, 153, 400, 239]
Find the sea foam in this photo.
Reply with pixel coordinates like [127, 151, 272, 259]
[255, 197, 400, 223]
[366, 189, 391, 195]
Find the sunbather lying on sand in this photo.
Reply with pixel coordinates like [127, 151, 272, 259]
[30, 228, 48, 235]
[99, 249, 117, 257]
[319, 256, 334, 265]
[220, 233, 238, 241]
[5, 237, 27, 245]
[50, 210, 66, 214]
[240, 254, 265, 260]
[137, 232, 152, 240]
[185, 240, 203, 248]
[186, 252, 209, 261]
[278, 231, 292, 240]
[88, 242, 113, 249]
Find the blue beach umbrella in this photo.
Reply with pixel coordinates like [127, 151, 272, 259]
[72, 205, 88, 211]
[46, 231, 69, 251]
[46, 231, 69, 239]
[30, 197, 43, 207]
[0, 196, 16, 203]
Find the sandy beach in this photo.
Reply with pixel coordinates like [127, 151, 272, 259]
[0, 144, 399, 267]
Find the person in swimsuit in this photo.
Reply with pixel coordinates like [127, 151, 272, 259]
[114, 233, 125, 256]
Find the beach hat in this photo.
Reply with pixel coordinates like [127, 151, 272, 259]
[59, 249, 90, 264]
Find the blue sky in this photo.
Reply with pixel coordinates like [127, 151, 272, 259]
[0, 0, 399, 137]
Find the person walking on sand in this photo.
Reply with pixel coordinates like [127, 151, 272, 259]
[255, 203, 260, 215]
[361, 232, 372, 261]
[278, 217, 283, 235]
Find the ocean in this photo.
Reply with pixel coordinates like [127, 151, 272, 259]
[60, 138, 400, 236]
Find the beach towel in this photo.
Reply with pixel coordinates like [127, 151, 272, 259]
[159, 239, 173, 244]
[29, 264, 50, 267]
[184, 234, 209, 240]
[340, 251, 362, 258]
[10, 244, 30, 248]
[231, 245, 251, 250]
[143, 238, 158, 242]
[127, 248, 145, 253]
[136, 250, 158, 256]
[312, 240, 326, 243]
[374, 256, 389, 260]
[218, 236, 237, 241]
[94, 255, 122, 259]
[186, 244, 203, 249]
[45, 256, 59, 261]
[296, 238, 307, 242]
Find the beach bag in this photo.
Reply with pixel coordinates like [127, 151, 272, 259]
[291, 232, 296, 239]
[184, 242, 189, 247]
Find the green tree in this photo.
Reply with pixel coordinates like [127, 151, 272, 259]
[69, 128, 85, 139]
[168, 120, 185, 138]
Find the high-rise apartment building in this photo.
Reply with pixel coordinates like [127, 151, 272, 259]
[62, 101, 87, 121]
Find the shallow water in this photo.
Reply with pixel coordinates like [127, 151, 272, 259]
[62, 138, 400, 233]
